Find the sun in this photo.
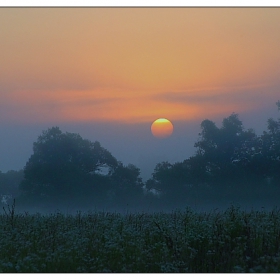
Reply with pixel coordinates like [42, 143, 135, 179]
[151, 118, 174, 138]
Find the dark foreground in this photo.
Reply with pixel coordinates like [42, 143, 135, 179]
[1, 205, 280, 272]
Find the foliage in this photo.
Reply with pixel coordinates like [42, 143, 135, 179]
[108, 162, 144, 208]
[1, 206, 280, 272]
[0, 170, 23, 196]
[147, 103, 280, 205]
[18, 127, 146, 210]
[19, 127, 118, 203]
[4, 101, 280, 211]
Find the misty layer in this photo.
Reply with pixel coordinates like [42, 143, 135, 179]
[1, 102, 280, 213]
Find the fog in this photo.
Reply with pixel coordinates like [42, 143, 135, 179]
[1, 102, 280, 215]
[0, 101, 278, 180]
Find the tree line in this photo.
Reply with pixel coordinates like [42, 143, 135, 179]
[1, 102, 280, 212]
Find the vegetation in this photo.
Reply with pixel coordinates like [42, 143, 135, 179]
[1, 101, 280, 211]
[146, 107, 280, 209]
[0, 170, 23, 195]
[1, 102, 280, 273]
[1, 203, 280, 272]
[16, 127, 144, 212]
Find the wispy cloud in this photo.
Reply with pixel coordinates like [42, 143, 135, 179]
[1, 8, 280, 125]
[153, 83, 279, 108]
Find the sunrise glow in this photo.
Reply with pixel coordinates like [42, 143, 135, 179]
[2, 6, 280, 211]
[0, 8, 280, 125]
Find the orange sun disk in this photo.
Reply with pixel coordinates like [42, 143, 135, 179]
[151, 118, 174, 138]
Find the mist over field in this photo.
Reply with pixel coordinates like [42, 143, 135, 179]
[2, 7, 280, 273]
[1, 103, 280, 216]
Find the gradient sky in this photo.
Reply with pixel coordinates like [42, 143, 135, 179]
[1, 7, 280, 179]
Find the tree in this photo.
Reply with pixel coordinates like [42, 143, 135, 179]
[144, 161, 193, 208]
[20, 127, 118, 203]
[145, 103, 280, 208]
[108, 162, 144, 209]
[0, 170, 24, 204]
[195, 114, 244, 163]
[257, 101, 280, 187]
[194, 114, 261, 188]
[147, 161, 174, 194]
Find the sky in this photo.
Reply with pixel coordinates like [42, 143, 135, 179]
[1, 7, 280, 180]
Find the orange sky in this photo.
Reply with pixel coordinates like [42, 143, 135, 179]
[1, 8, 280, 124]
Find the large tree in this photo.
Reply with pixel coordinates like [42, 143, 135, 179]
[146, 113, 267, 204]
[193, 113, 261, 187]
[20, 127, 118, 202]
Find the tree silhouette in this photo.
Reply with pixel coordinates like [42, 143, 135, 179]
[109, 162, 144, 208]
[20, 127, 118, 204]
[145, 108, 280, 207]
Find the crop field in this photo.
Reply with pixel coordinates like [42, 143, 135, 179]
[1, 202, 280, 273]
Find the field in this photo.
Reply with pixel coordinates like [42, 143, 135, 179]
[1, 202, 280, 273]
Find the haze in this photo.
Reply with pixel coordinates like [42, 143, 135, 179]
[1, 7, 280, 180]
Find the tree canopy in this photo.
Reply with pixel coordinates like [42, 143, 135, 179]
[20, 127, 118, 200]
[146, 104, 280, 208]
[5, 101, 280, 212]
[18, 127, 147, 211]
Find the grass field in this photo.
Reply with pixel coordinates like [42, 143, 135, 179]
[1, 202, 280, 273]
